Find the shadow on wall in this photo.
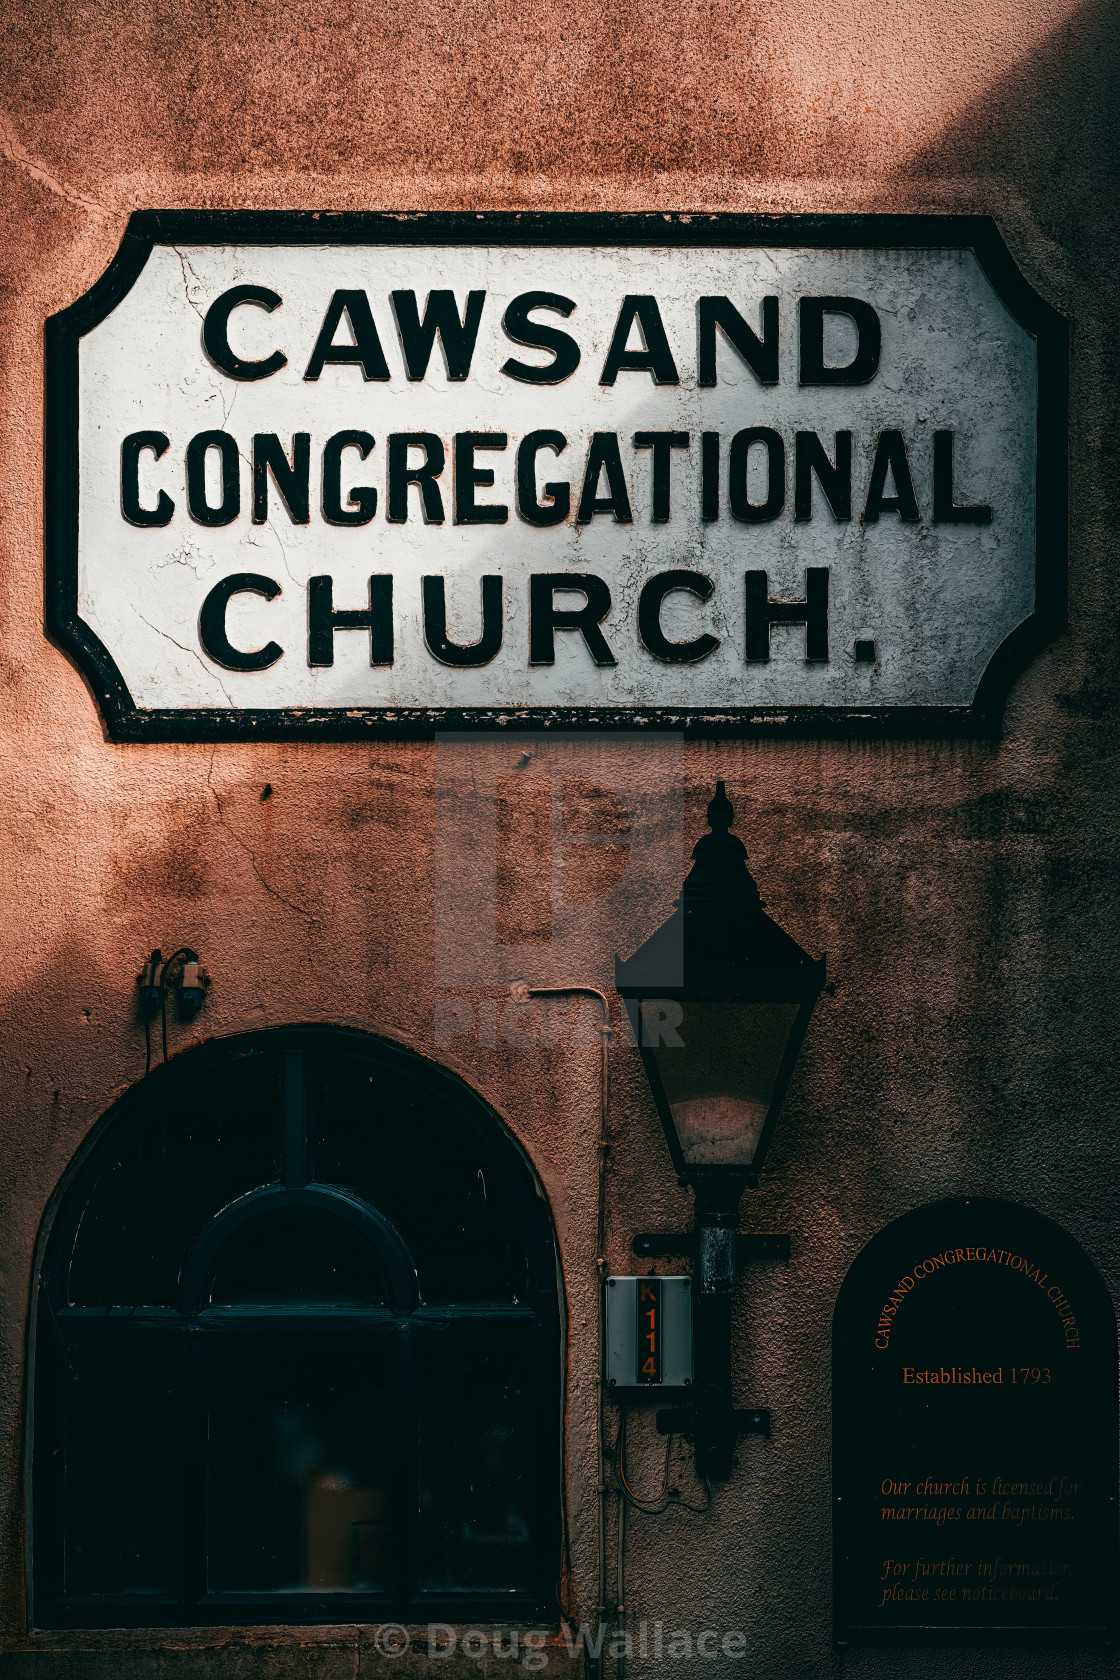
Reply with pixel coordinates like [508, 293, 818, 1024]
[903, 0, 1120, 725]
[904, 0, 1120, 281]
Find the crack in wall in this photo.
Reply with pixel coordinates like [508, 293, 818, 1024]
[0, 112, 108, 218]
[205, 747, 318, 925]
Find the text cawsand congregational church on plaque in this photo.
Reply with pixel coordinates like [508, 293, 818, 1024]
[46, 212, 1066, 739]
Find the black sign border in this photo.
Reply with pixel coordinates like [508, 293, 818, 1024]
[832, 1196, 1119, 1649]
[45, 211, 1068, 742]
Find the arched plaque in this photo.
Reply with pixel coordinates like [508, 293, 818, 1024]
[834, 1198, 1117, 1646]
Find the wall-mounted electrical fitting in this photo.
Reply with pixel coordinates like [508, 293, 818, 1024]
[137, 950, 166, 1017]
[605, 1275, 693, 1390]
[166, 949, 210, 1014]
[136, 947, 211, 1017]
[136, 946, 211, 1072]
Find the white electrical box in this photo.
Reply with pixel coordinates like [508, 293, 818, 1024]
[605, 1275, 693, 1389]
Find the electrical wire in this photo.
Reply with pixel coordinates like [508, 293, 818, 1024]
[154, 947, 196, 1069]
[615, 1414, 672, 1510]
[163, 946, 195, 979]
[612, 1422, 709, 1680]
[527, 985, 611, 1671]
[617, 1475, 626, 1680]
[670, 1475, 714, 1514]
[613, 1417, 714, 1516]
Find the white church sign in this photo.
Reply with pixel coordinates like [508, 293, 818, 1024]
[45, 213, 1066, 739]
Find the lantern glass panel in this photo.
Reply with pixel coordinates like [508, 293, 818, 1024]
[642, 998, 800, 1168]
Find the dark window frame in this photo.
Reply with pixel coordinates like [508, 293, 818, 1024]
[31, 1026, 563, 1629]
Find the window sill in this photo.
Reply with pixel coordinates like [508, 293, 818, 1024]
[5, 1621, 573, 1670]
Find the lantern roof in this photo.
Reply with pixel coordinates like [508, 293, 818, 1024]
[615, 782, 825, 1003]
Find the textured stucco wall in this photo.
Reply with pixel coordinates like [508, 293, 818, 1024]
[1, 1, 1118, 1677]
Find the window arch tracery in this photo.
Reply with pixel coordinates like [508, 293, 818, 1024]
[33, 1028, 562, 1628]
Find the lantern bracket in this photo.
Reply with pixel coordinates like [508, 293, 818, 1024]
[633, 1232, 791, 1264]
[655, 1388, 772, 1458]
[656, 1405, 771, 1440]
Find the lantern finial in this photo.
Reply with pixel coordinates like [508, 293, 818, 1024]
[707, 780, 734, 833]
[683, 783, 757, 912]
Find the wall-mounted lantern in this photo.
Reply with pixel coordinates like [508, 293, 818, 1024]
[615, 782, 825, 1476]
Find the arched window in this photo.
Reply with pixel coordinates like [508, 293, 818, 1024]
[33, 1028, 562, 1628]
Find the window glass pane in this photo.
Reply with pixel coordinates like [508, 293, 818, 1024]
[204, 1207, 388, 1307]
[206, 1334, 394, 1594]
[38, 1034, 561, 1628]
[417, 1334, 544, 1595]
[69, 1055, 282, 1307]
[310, 1061, 528, 1304]
[63, 1331, 180, 1597]
[648, 999, 799, 1167]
